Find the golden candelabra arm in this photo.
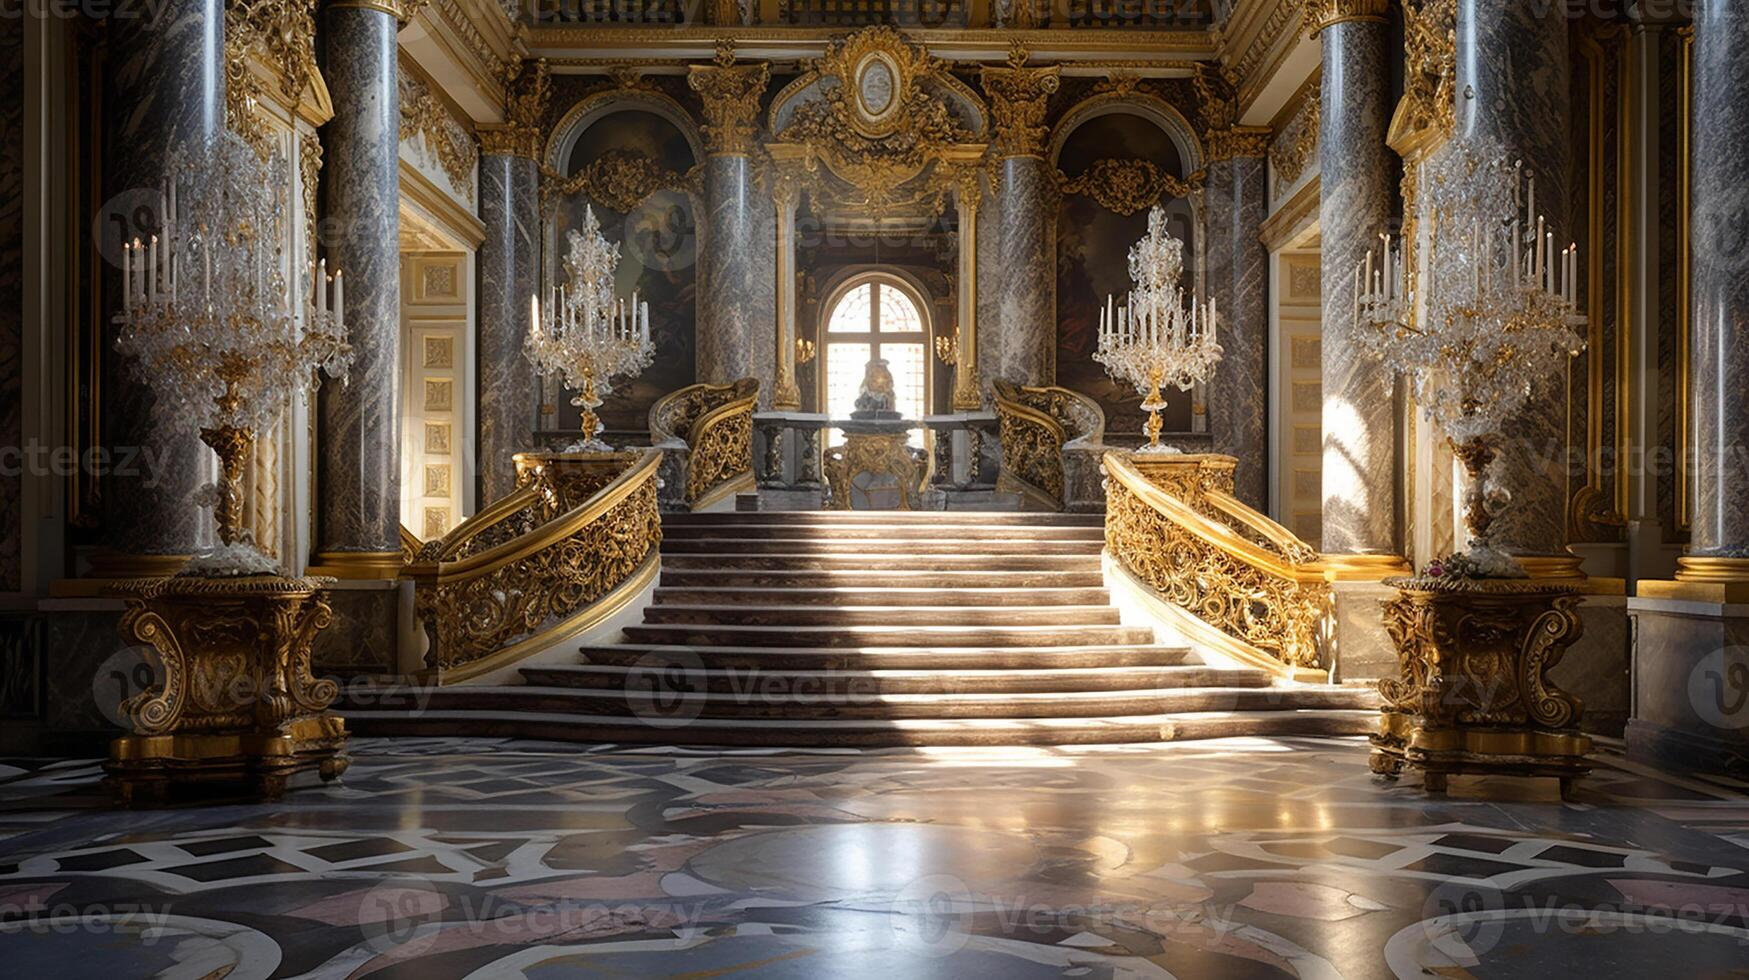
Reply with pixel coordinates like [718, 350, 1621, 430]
[796, 337, 817, 365]
[934, 335, 959, 366]
[1139, 366, 1167, 452]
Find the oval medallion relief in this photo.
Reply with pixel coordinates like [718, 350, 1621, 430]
[858, 58, 895, 119]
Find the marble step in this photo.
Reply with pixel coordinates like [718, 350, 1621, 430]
[661, 511, 1105, 527]
[658, 553, 1104, 572]
[639, 604, 1125, 628]
[658, 537, 1103, 556]
[656, 569, 1108, 590]
[575, 643, 1198, 671]
[649, 586, 1113, 607]
[661, 523, 1107, 542]
[619, 623, 1158, 648]
[520, 663, 1269, 696]
[341, 705, 1381, 747]
[346, 684, 1378, 721]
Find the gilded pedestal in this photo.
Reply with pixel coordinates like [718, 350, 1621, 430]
[1370, 576, 1592, 793]
[825, 427, 923, 511]
[105, 576, 348, 804]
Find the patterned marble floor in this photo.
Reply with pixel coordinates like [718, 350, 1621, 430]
[1, 737, 1748, 979]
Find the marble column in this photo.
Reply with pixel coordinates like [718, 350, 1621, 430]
[980, 58, 1061, 392]
[988, 157, 1057, 387]
[98, 0, 224, 570]
[312, 1, 404, 577]
[1202, 137, 1270, 510]
[1456, 0, 1573, 561]
[1314, 3, 1398, 559]
[1684, 0, 1749, 568]
[476, 152, 540, 504]
[688, 59, 774, 405]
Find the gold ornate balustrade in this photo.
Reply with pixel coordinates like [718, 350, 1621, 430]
[993, 379, 1107, 511]
[1102, 451, 1330, 681]
[405, 449, 663, 683]
[649, 378, 759, 511]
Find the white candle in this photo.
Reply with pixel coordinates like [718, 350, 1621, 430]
[642, 300, 649, 340]
[122, 240, 133, 313]
[334, 269, 344, 328]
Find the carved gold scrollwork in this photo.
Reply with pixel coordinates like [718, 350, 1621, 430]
[649, 379, 759, 510]
[1399, 0, 1457, 138]
[401, 70, 479, 198]
[981, 46, 1060, 159]
[549, 148, 694, 214]
[1056, 159, 1192, 216]
[688, 46, 771, 157]
[1104, 452, 1328, 671]
[408, 451, 664, 674]
[225, 0, 325, 158]
[993, 380, 1106, 510]
[1270, 92, 1319, 195]
[479, 59, 552, 160]
[825, 432, 925, 510]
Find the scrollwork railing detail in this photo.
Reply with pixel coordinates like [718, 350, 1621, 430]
[649, 378, 758, 510]
[1103, 452, 1328, 673]
[994, 380, 1106, 510]
[407, 450, 663, 678]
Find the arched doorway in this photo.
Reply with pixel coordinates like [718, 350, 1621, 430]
[818, 274, 930, 444]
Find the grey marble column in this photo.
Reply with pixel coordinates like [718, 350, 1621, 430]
[1204, 151, 1269, 510]
[1456, 0, 1572, 558]
[1317, 15, 1398, 556]
[100, 0, 224, 566]
[477, 153, 540, 504]
[1688, 0, 1749, 558]
[697, 155, 774, 404]
[988, 156, 1056, 386]
[313, 2, 402, 573]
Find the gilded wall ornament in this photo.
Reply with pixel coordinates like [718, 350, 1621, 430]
[1058, 158, 1192, 215]
[980, 46, 1060, 159]
[687, 45, 771, 156]
[550, 148, 695, 214]
[1270, 90, 1319, 194]
[401, 70, 478, 199]
[1399, 0, 1457, 138]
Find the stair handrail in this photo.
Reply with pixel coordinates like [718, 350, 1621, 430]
[405, 449, 664, 682]
[649, 378, 759, 510]
[1102, 451, 1329, 678]
[993, 380, 1107, 510]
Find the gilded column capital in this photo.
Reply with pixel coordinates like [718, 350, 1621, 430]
[478, 58, 550, 160]
[687, 46, 771, 157]
[326, 0, 428, 26]
[1304, 0, 1390, 36]
[980, 48, 1061, 160]
[1205, 126, 1273, 162]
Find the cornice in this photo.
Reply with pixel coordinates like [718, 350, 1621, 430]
[522, 26, 1218, 63]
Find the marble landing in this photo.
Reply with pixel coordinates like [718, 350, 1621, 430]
[2, 737, 1749, 977]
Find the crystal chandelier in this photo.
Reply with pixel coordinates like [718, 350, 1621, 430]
[1094, 206, 1222, 454]
[1354, 132, 1586, 576]
[114, 129, 353, 576]
[527, 206, 655, 453]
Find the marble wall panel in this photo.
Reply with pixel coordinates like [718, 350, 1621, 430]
[478, 154, 540, 503]
[0, 26, 20, 590]
[1204, 155, 1269, 510]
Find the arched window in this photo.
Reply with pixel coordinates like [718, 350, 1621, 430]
[820, 276, 929, 444]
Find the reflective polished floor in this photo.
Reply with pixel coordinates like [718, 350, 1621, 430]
[2, 736, 1748, 978]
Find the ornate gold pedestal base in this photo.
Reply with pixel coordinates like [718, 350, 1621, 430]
[104, 575, 349, 805]
[1369, 576, 1593, 795]
[825, 429, 922, 510]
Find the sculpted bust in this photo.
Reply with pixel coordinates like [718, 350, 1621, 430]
[851, 357, 900, 419]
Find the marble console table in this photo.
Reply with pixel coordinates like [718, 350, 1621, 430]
[824, 418, 925, 510]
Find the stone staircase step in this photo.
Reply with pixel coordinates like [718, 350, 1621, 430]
[656, 569, 1108, 589]
[620, 623, 1158, 648]
[649, 586, 1113, 607]
[348, 684, 1379, 722]
[661, 524, 1107, 542]
[574, 643, 1198, 671]
[341, 705, 1382, 747]
[639, 604, 1124, 628]
[660, 511, 1105, 527]
[659, 553, 1104, 572]
[519, 663, 1270, 696]
[659, 537, 1104, 556]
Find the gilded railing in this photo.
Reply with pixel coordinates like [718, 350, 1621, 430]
[994, 380, 1106, 510]
[649, 378, 759, 511]
[1103, 452, 1329, 680]
[406, 450, 663, 682]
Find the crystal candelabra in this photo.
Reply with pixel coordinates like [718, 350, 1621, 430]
[526, 205, 654, 453]
[1094, 206, 1222, 454]
[114, 129, 353, 576]
[1354, 132, 1586, 577]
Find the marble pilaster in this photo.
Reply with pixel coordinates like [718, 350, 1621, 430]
[477, 153, 541, 504]
[313, 2, 403, 575]
[98, 0, 225, 568]
[1316, 12, 1398, 557]
[1685, 0, 1749, 562]
[988, 156, 1057, 387]
[0, 26, 21, 591]
[1203, 149, 1270, 510]
[1455, 0, 1573, 558]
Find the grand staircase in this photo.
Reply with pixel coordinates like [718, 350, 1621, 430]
[348, 511, 1378, 746]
